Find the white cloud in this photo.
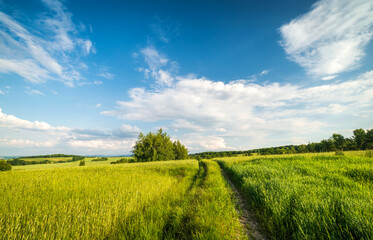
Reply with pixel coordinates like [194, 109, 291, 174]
[81, 39, 93, 54]
[280, 0, 373, 78]
[120, 124, 141, 133]
[6, 139, 57, 147]
[136, 46, 177, 87]
[103, 70, 373, 151]
[98, 72, 115, 80]
[25, 89, 45, 95]
[0, 108, 140, 154]
[156, 69, 174, 86]
[321, 75, 337, 81]
[0, 90, 4, 95]
[68, 139, 133, 150]
[0, 0, 95, 86]
[141, 46, 168, 72]
[95, 103, 102, 108]
[0, 108, 65, 131]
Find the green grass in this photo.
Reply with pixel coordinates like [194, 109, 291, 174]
[218, 152, 373, 240]
[0, 159, 246, 239]
[17, 157, 74, 162]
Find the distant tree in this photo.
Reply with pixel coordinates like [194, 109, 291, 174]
[173, 140, 188, 160]
[332, 133, 345, 151]
[298, 145, 308, 153]
[73, 156, 85, 161]
[79, 160, 85, 166]
[0, 160, 12, 171]
[353, 128, 366, 150]
[366, 129, 373, 149]
[132, 129, 188, 162]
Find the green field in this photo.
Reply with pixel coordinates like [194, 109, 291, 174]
[2, 151, 373, 239]
[218, 153, 373, 239]
[0, 159, 246, 240]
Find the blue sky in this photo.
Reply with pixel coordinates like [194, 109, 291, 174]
[0, 0, 373, 155]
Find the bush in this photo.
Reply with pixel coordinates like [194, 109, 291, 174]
[79, 160, 85, 166]
[335, 150, 345, 156]
[0, 160, 12, 171]
[91, 157, 108, 162]
[365, 150, 373, 158]
[111, 158, 136, 164]
[72, 156, 85, 161]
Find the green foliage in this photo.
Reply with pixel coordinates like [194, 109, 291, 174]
[366, 150, 373, 158]
[72, 156, 85, 161]
[79, 160, 85, 166]
[173, 140, 188, 160]
[110, 158, 136, 164]
[335, 150, 345, 156]
[7, 155, 85, 166]
[91, 157, 108, 162]
[132, 129, 188, 162]
[0, 160, 11, 171]
[191, 128, 373, 158]
[219, 155, 373, 240]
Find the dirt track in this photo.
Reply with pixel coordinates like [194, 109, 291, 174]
[220, 167, 267, 240]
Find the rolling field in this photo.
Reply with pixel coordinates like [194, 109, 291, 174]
[218, 153, 373, 239]
[0, 159, 246, 240]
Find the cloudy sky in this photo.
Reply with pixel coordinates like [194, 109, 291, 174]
[0, 0, 373, 156]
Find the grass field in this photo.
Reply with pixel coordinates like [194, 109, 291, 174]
[11, 157, 130, 170]
[218, 152, 373, 240]
[0, 159, 246, 239]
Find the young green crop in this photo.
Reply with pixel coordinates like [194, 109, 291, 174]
[218, 153, 373, 240]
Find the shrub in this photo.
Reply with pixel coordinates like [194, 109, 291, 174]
[0, 160, 12, 171]
[366, 150, 373, 158]
[91, 157, 108, 162]
[335, 150, 345, 156]
[111, 158, 136, 164]
[79, 160, 85, 166]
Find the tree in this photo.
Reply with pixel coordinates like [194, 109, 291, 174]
[366, 128, 373, 149]
[132, 129, 188, 162]
[0, 160, 12, 171]
[353, 128, 366, 150]
[79, 160, 85, 166]
[173, 140, 188, 160]
[332, 133, 345, 151]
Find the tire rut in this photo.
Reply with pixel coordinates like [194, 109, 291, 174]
[220, 167, 267, 240]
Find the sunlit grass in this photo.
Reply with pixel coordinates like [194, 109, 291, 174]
[218, 151, 373, 239]
[0, 159, 246, 239]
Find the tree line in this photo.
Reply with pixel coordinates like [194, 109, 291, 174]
[7, 155, 85, 166]
[190, 128, 373, 158]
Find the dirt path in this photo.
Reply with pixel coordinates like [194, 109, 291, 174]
[220, 167, 267, 240]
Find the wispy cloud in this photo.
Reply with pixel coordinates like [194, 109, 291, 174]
[150, 16, 180, 43]
[280, 0, 373, 79]
[25, 89, 45, 95]
[0, 0, 95, 86]
[136, 46, 177, 87]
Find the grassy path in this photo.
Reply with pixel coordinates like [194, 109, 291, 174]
[219, 162, 267, 240]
